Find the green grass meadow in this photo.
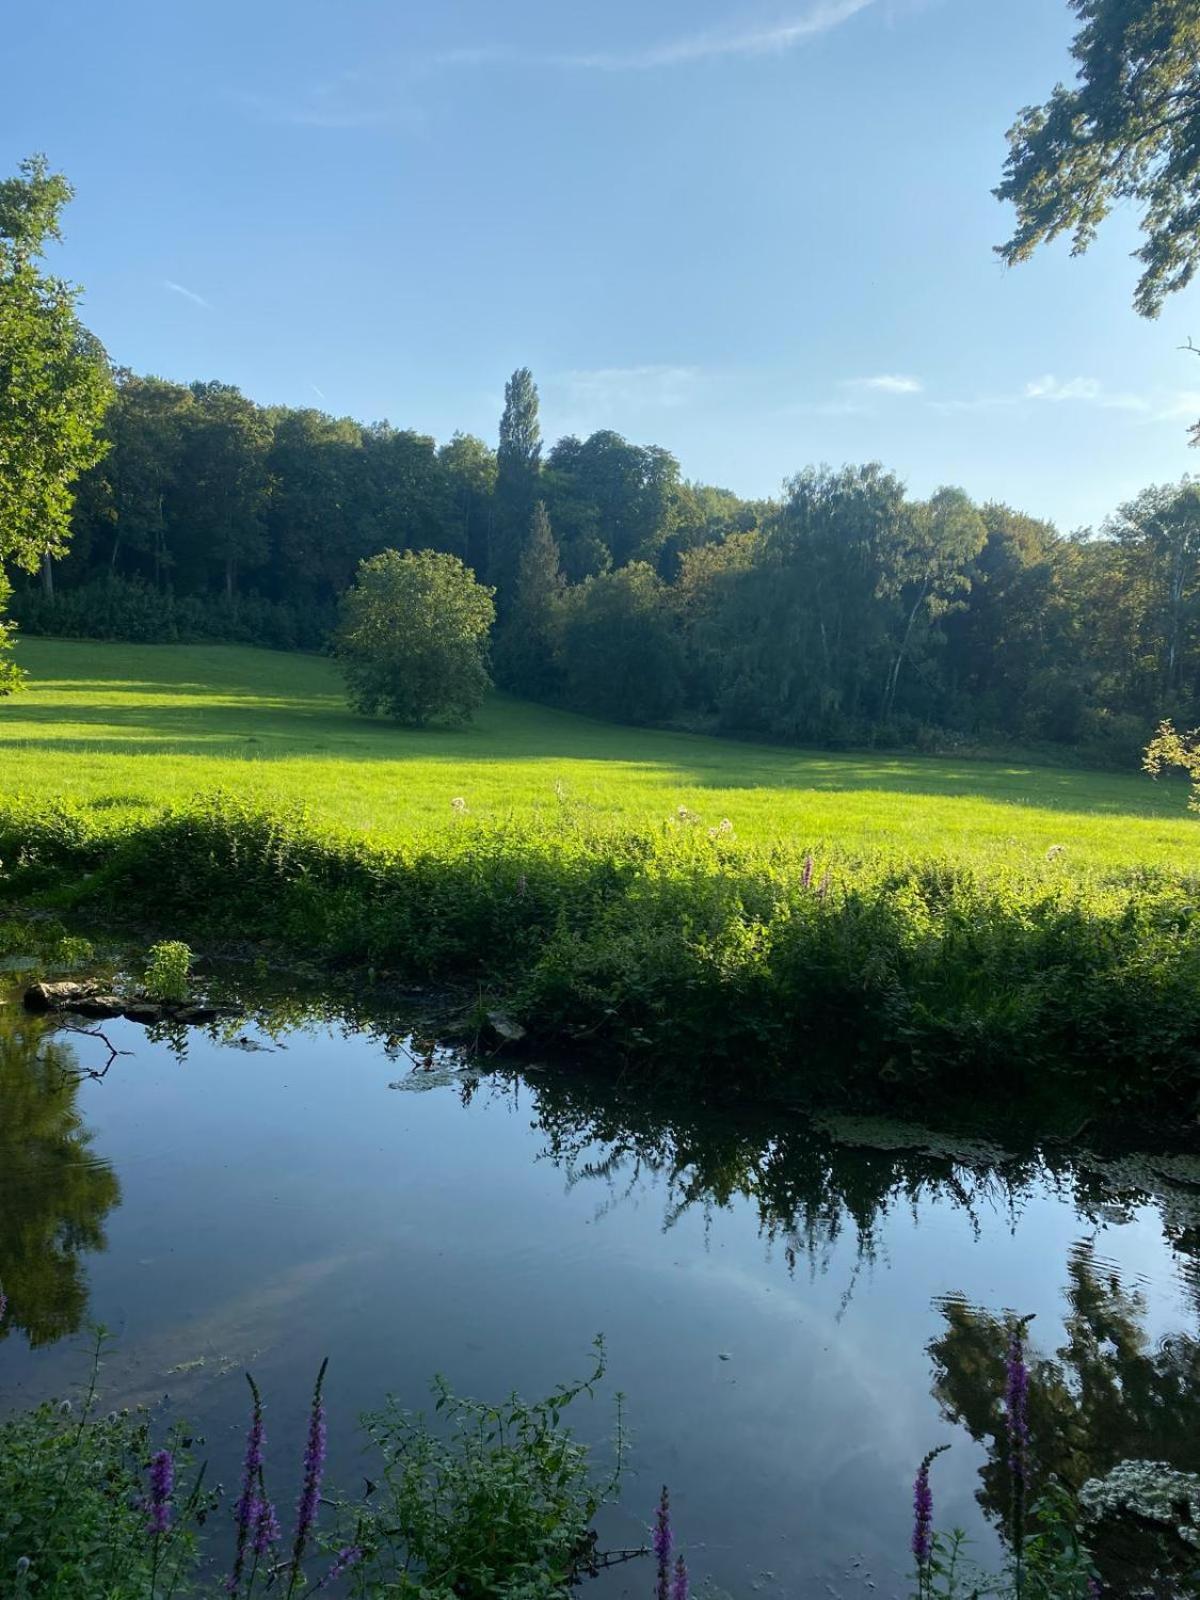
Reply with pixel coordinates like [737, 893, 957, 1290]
[0, 637, 1195, 871]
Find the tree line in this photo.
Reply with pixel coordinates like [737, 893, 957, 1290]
[13, 354, 1200, 761]
[7, 108, 1200, 761]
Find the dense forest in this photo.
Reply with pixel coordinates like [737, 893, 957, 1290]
[12, 361, 1200, 762]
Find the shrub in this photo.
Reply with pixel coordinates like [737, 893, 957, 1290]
[0, 1333, 211, 1600]
[353, 1339, 624, 1600]
[335, 549, 496, 727]
[141, 940, 192, 1003]
[0, 1332, 622, 1600]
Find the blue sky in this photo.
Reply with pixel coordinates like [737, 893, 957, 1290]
[7, 0, 1200, 530]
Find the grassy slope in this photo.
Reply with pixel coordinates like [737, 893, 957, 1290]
[0, 637, 1195, 870]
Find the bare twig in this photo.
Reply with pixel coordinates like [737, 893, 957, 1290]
[57, 1024, 131, 1080]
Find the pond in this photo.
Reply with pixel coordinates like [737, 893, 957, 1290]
[2, 987, 1199, 1597]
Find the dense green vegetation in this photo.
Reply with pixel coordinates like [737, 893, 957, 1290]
[2, 646, 1199, 1117]
[18, 364, 1200, 760]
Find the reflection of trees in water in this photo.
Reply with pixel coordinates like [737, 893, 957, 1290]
[516, 1075, 1200, 1580]
[516, 1073, 1200, 1302]
[521, 1074, 1054, 1283]
[0, 1011, 121, 1347]
[930, 1244, 1200, 1581]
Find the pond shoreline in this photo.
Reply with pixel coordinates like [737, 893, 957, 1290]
[6, 912, 1199, 1163]
[4, 791, 1200, 1135]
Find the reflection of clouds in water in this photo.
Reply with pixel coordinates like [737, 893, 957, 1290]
[7, 987, 1200, 1595]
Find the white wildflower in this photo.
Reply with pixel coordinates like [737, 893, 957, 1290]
[1079, 1459, 1200, 1538]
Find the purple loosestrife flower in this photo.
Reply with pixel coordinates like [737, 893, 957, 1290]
[228, 1375, 272, 1595]
[1006, 1329, 1030, 1481]
[253, 1499, 281, 1558]
[911, 1462, 933, 1565]
[671, 1553, 689, 1600]
[910, 1446, 949, 1590]
[146, 1449, 175, 1536]
[0, 1287, 7, 1324]
[801, 854, 814, 890]
[315, 1546, 362, 1591]
[653, 1486, 672, 1600]
[1005, 1319, 1034, 1587]
[287, 1358, 329, 1596]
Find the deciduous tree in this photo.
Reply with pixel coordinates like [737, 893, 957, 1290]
[335, 548, 496, 726]
[997, 0, 1200, 317]
[0, 154, 111, 679]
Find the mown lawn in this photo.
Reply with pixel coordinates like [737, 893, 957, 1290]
[1, 638, 1195, 870]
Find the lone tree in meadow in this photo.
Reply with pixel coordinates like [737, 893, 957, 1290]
[335, 548, 496, 727]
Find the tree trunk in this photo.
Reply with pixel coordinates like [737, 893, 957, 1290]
[155, 494, 166, 589]
[885, 579, 930, 720]
[41, 550, 54, 599]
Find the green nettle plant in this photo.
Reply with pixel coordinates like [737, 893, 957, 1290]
[141, 941, 192, 1004]
[0, 1327, 626, 1600]
[0, 1330, 214, 1600]
[349, 1338, 626, 1600]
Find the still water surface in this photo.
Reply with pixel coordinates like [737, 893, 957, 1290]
[2, 995, 1199, 1596]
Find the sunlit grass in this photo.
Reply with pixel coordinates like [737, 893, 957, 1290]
[1, 638, 1195, 871]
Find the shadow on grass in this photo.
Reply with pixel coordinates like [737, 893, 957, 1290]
[2, 645, 1189, 820]
[0, 729, 1187, 822]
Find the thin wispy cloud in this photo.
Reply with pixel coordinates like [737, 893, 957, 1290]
[163, 279, 210, 309]
[928, 375, 1153, 415]
[1024, 374, 1147, 411]
[243, 3, 876, 129]
[559, 0, 876, 70]
[559, 365, 705, 411]
[429, 1, 873, 70]
[844, 373, 922, 395]
[1152, 390, 1200, 422]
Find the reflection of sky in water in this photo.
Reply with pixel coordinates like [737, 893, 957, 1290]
[1, 1015, 1195, 1600]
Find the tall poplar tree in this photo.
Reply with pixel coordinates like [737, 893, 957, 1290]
[492, 367, 542, 607]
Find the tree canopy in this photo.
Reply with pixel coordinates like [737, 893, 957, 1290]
[0, 154, 111, 691]
[0, 155, 112, 569]
[997, 0, 1200, 316]
[334, 548, 496, 727]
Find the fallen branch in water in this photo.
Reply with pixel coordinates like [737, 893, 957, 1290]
[58, 1024, 131, 1080]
